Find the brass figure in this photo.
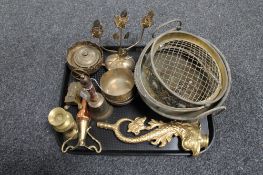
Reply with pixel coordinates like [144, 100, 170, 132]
[61, 99, 102, 153]
[97, 117, 209, 156]
[64, 82, 83, 109]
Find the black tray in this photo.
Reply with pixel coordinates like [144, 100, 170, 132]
[56, 46, 215, 156]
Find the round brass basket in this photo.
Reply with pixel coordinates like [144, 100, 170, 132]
[134, 31, 231, 120]
[149, 31, 229, 107]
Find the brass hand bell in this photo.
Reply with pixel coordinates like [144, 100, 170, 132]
[79, 74, 113, 121]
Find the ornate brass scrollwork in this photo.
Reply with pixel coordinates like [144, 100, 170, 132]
[97, 117, 209, 156]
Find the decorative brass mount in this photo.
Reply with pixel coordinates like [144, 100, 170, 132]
[97, 117, 209, 156]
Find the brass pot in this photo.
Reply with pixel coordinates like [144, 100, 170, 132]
[100, 68, 134, 105]
[66, 41, 103, 75]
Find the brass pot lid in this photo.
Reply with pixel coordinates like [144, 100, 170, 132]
[73, 45, 101, 68]
[67, 41, 103, 74]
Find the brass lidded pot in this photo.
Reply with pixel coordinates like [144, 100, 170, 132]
[67, 41, 103, 75]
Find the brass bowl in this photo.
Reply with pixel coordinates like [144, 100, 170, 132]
[100, 68, 134, 105]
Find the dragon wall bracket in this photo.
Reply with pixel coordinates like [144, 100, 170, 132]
[97, 117, 209, 156]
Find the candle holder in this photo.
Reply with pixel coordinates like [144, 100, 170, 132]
[91, 10, 154, 71]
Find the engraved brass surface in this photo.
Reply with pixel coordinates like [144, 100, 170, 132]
[100, 68, 134, 105]
[97, 117, 209, 156]
[67, 41, 103, 75]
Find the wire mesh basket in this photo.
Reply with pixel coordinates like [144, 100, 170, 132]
[135, 38, 231, 120]
[149, 30, 229, 106]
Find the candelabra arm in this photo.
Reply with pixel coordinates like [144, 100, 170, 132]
[126, 28, 145, 50]
[98, 38, 118, 53]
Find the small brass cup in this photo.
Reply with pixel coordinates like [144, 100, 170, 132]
[100, 68, 135, 105]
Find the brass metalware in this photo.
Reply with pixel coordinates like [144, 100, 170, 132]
[67, 41, 103, 75]
[104, 48, 136, 71]
[100, 68, 134, 105]
[114, 9, 128, 29]
[80, 74, 113, 121]
[61, 99, 102, 153]
[91, 10, 154, 71]
[134, 28, 231, 120]
[64, 81, 83, 109]
[97, 117, 209, 156]
[149, 20, 229, 107]
[48, 107, 78, 139]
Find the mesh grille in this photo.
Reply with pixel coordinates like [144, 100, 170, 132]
[152, 40, 220, 102]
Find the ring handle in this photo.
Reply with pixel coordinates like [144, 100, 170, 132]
[195, 106, 226, 121]
[152, 19, 182, 38]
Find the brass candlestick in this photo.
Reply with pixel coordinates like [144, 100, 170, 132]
[91, 10, 154, 71]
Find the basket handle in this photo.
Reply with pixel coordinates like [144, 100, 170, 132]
[195, 106, 226, 120]
[152, 19, 182, 38]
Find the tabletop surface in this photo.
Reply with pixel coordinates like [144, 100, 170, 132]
[0, 0, 262, 174]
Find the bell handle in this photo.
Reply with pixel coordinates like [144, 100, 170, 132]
[152, 19, 182, 38]
[90, 78, 103, 92]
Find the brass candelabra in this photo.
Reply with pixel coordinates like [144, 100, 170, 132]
[91, 9, 154, 71]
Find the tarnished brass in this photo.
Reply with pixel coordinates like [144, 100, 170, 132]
[149, 21, 229, 107]
[80, 74, 113, 121]
[91, 20, 103, 39]
[104, 48, 135, 70]
[114, 10, 128, 29]
[91, 10, 154, 71]
[61, 99, 102, 153]
[97, 117, 209, 156]
[141, 10, 154, 28]
[48, 107, 78, 139]
[135, 35, 230, 120]
[64, 82, 82, 109]
[100, 68, 134, 105]
[67, 41, 103, 75]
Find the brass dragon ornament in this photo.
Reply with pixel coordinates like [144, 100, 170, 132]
[97, 117, 209, 156]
